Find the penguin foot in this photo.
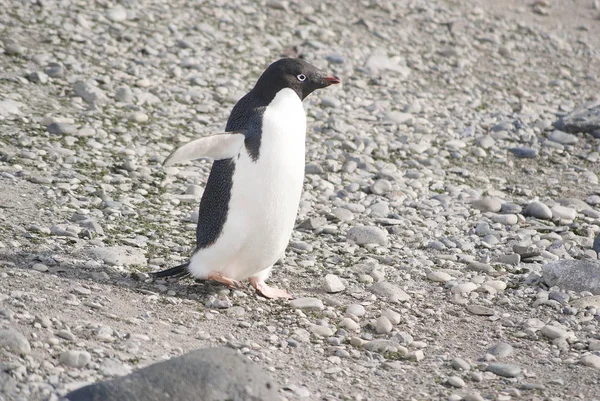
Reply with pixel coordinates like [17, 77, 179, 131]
[207, 272, 242, 289]
[249, 277, 292, 299]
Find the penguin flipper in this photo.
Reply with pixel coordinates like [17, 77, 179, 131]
[163, 132, 245, 166]
[150, 262, 190, 279]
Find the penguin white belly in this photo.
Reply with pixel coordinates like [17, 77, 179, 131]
[189, 88, 306, 280]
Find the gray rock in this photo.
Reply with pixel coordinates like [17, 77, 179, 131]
[371, 179, 392, 195]
[368, 282, 410, 302]
[27, 71, 49, 83]
[447, 376, 465, 388]
[543, 260, 600, 294]
[47, 122, 77, 135]
[466, 305, 495, 316]
[509, 147, 537, 158]
[347, 226, 388, 246]
[60, 350, 92, 368]
[290, 297, 324, 311]
[523, 201, 553, 219]
[0, 328, 31, 354]
[0, 99, 23, 116]
[594, 233, 600, 255]
[554, 101, 600, 134]
[298, 217, 326, 230]
[487, 342, 514, 358]
[570, 295, 600, 309]
[451, 357, 471, 371]
[100, 359, 131, 377]
[323, 274, 345, 293]
[548, 130, 578, 145]
[375, 316, 393, 334]
[73, 80, 108, 106]
[87, 246, 146, 267]
[580, 355, 600, 370]
[486, 363, 521, 378]
[106, 6, 128, 22]
[471, 197, 502, 212]
[66, 347, 279, 401]
[0, 370, 16, 397]
[550, 205, 576, 220]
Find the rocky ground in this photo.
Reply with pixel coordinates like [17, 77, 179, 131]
[1, 0, 600, 400]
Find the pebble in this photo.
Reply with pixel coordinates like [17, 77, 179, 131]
[548, 130, 578, 145]
[369, 282, 410, 302]
[346, 304, 366, 317]
[323, 274, 345, 293]
[0, 328, 31, 354]
[540, 324, 568, 339]
[509, 147, 538, 158]
[59, 350, 91, 368]
[486, 363, 522, 378]
[471, 197, 502, 212]
[290, 298, 324, 311]
[375, 316, 393, 334]
[347, 226, 388, 246]
[427, 271, 453, 283]
[487, 342, 514, 358]
[523, 201, 553, 219]
[447, 376, 465, 388]
[371, 179, 393, 195]
[452, 357, 471, 371]
[451, 282, 478, 294]
[466, 305, 495, 316]
[550, 205, 576, 220]
[580, 355, 600, 370]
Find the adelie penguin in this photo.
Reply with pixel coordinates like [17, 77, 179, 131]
[151, 58, 340, 299]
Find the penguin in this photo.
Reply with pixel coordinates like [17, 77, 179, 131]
[151, 58, 340, 299]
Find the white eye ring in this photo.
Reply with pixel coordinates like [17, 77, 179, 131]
[297, 74, 306, 82]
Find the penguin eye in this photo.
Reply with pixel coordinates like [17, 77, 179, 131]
[296, 74, 306, 82]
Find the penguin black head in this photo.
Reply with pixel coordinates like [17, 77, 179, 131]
[252, 58, 341, 101]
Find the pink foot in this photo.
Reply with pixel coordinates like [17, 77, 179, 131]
[207, 271, 242, 289]
[249, 277, 292, 299]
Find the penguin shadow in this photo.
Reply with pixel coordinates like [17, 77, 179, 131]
[0, 250, 239, 303]
[0, 250, 306, 304]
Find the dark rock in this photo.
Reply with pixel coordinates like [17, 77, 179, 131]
[66, 347, 279, 401]
[543, 259, 600, 295]
[554, 101, 600, 134]
[509, 147, 537, 158]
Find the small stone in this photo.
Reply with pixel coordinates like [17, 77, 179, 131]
[128, 112, 149, 123]
[73, 80, 108, 106]
[0, 328, 31, 354]
[371, 179, 393, 195]
[338, 318, 360, 331]
[59, 350, 91, 368]
[540, 324, 568, 339]
[580, 354, 600, 370]
[99, 358, 131, 377]
[106, 6, 128, 22]
[452, 357, 471, 371]
[87, 246, 146, 267]
[550, 205, 576, 220]
[309, 325, 333, 337]
[47, 122, 78, 135]
[427, 271, 453, 283]
[368, 282, 410, 302]
[548, 130, 578, 145]
[524, 201, 553, 219]
[382, 309, 401, 324]
[375, 316, 393, 334]
[487, 342, 514, 358]
[451, 282, 478, 294]
[466, 305, 495, 316]
[27, 71, 49, 84]
[347, 226, 388, 246]
[56, 330, 76, 341]
[290, 298, 324, 311]
[471, 197, 502, 212]
[509, 147, 537, 158]
[31, 263, 48, 272]
[346, 304, 365, 317]
[487, 363, 522, 378]
[323, 274, 345, 293]
[447, 376, 465, 388]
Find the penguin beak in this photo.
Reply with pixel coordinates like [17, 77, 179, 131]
[321, 75, 341, 86]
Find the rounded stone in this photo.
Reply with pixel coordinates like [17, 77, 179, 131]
[375, 316, 393, 334]
[59, 350, 92, 368]
[347, 226, 388, 246]
[524, 201, 553, 219]
[447, 376, 465, 388]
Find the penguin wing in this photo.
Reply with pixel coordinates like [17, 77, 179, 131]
[162, 132, 245, 166]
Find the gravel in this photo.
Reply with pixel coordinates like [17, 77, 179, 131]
[1, 0, 600, 400]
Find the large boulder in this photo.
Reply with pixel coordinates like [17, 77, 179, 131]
[66, 347, 280, 401]
[542, 260, 600, 294]
[554, 101, 600, 135]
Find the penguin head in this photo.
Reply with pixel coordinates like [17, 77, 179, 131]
[253, 58, 341, 100]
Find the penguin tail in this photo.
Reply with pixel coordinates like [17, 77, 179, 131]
[150, 262, 190, 279]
